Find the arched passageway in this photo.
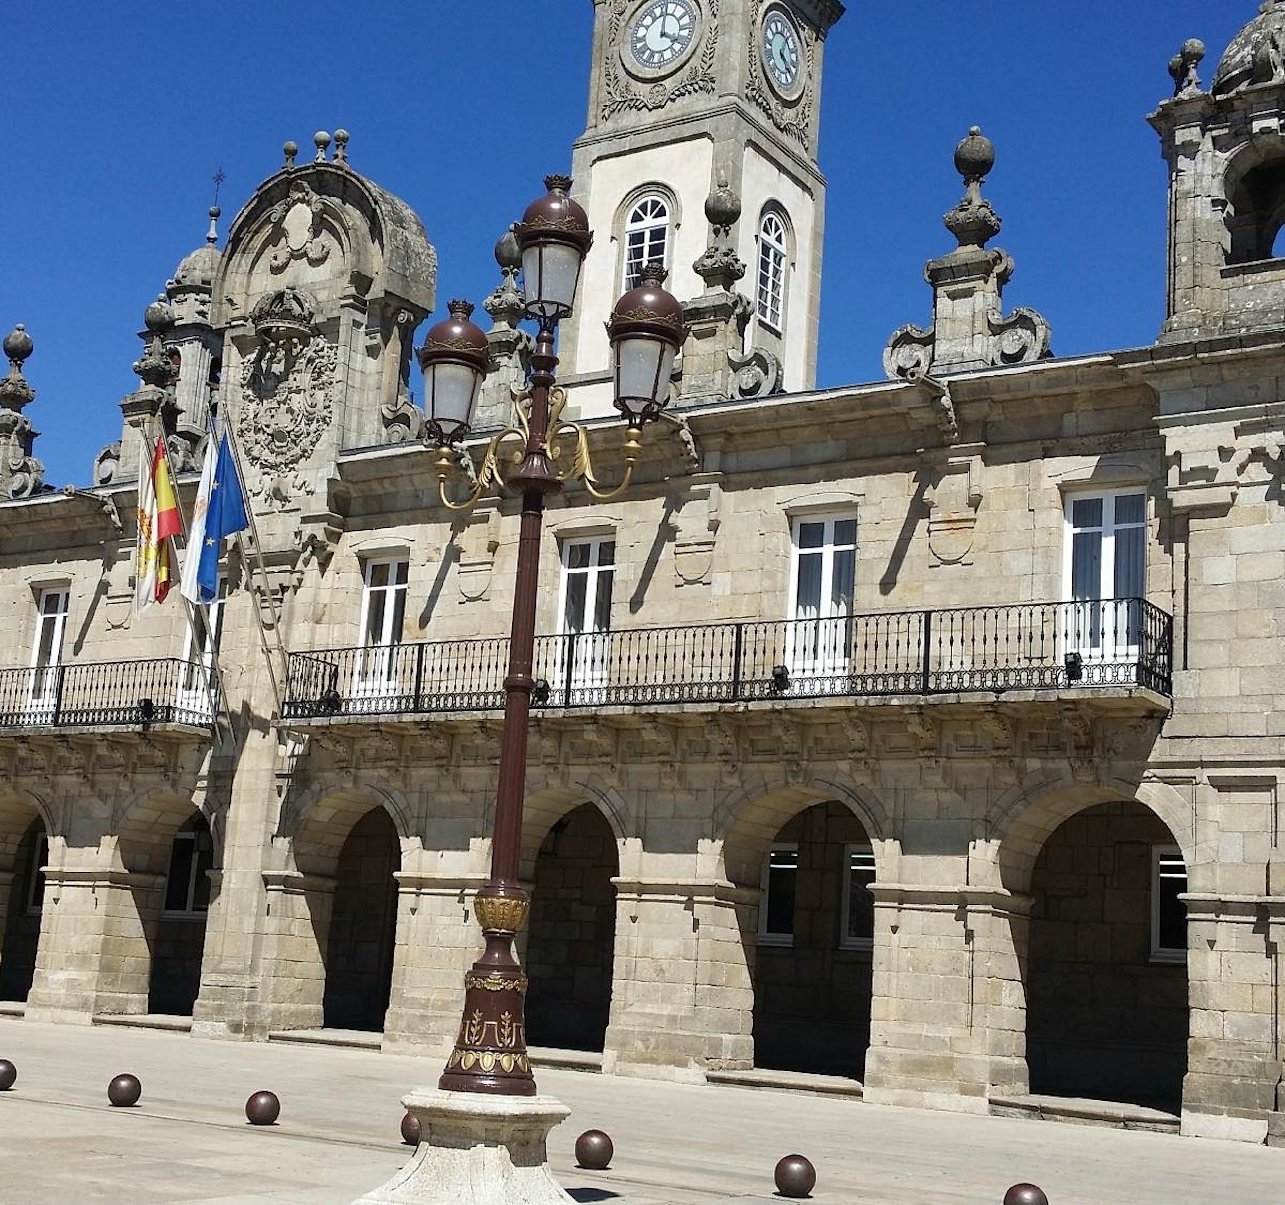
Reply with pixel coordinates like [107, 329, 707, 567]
[752, 800, 874, 1078]
[1025, 800, 1188, 1111]
[322, 806, 399, 1031]
[0, 817, 47, 1003]
[148, 813, 214, 1015]
[524, 803, 618, 1052]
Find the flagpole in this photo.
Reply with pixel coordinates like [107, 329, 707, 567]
[215, 416, 289, 722]
[157, 427, 234, 734]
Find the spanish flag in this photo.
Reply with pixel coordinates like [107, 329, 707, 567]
[135, 436, 182, 612]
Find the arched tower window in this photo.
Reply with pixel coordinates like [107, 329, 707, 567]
[623, 195, 670, 290]
[757, 210, 789, 333]
[1226, 151, 1285, 264]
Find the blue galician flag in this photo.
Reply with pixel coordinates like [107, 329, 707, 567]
[180, 432, 249, 605]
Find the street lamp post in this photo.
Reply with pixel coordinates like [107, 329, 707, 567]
[417, 175, 685, 1100]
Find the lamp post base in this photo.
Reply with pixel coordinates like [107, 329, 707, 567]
[354, 1090, 574, 1204]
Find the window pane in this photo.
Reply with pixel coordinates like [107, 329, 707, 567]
[797, 522, 824, 549]
[831, 547, 856, 613]
[847, 850, 876, 942]
[368, 562, 389, 589]
[365, 592, 387, 645]
[165, 836, 196, 912]
[795, 554, 822, 616]
[394, 560, 409, 586]
[1072, 497, 1103, 530]
[1071, 530, 1102, 601]
[834, 519, 856, 547]
[389, 585, 407, 645]
[564, 574, 588, 633]
[765, 849, 797, 935]
[1114, 526, 1145, 599]
[568, 543, 591, 570]
[1115, 493, 1145, 526]
[192, 830, 214, 912]
[1156, 855, 1187, 952]
[593, 569, 614, 632]
[597, 541, 616, 568]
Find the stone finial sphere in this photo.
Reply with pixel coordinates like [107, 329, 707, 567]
[0, 1059, 16, 1090]
[1003, 1184, 1050, 1205]
[245, 1090, 281, 1125]
[1182, 38, 1206, 62]
[575, 1129, 614, 1170]
[705, 178, 742, 230]
[334, 128, 349, 144]
[955, 126, 995, 182]
[284, 140, 299, 157]
[494, 226, 522, 272]
[107, 1073, 142, 1107]
[3, 324, 33, 364]
[314, 130, 331, 150]
[774, 1154, 817, 1198]
[143, 294, 174, 335]
[401, 1110, 421, 1146]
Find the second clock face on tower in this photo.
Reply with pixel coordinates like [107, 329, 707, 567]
[628, 0, 698, 73]
[761, 5, 804, 98]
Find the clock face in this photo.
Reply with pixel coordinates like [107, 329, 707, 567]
[629, 0, 698, 72]
[762, 7, 803, 95]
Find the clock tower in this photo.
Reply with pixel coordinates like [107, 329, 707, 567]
[563, 0, 845, 403]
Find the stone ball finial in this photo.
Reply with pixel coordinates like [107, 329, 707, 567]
[1182, 38, 1206, 62]
[334, 128, 350, 164]
[494, 225, 522, 272]
[955, 126, 995, 184]
[144, 294, 174, 335]
[705, 177, 742, 232]
[283, 140, 299, 168]
[4, 324, 33, 366]
[314, 130, 331, 162]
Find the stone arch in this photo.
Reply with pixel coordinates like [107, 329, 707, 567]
[990, 771, 1195, 896]
[0, 789, 58, 865]
[510, 777, 630, 882]
[0, 795, 51, 1004]
[287, 783, 415, 878]
[114, 788, 224, 876]
[715, 769, 891, 888]
[990, 774, 1192, 1112]
[1221, 134, 1285, 263]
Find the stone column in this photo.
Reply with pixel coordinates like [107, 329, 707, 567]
[251, 870, 335, 1034]
[603, 876, 756, 1081]
[383, 869, 488, 1055]
[864, 879, 996, 1113]
[25, 865, 164, 1022]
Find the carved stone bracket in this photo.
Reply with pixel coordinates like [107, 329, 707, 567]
[452, 503, 501, 602]
[728, 345, 782, 398]
[669, 472, 722, 586]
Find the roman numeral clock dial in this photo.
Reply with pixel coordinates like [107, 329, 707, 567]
[629, 0, 697, 72]
[762, 6, 804, 97]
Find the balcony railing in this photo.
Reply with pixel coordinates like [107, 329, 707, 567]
[0, 658, 217, 731]
[283, 598, 1173, 721]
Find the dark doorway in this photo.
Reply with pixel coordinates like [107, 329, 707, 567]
[323, 807, 399, 1031]
[752, 801, 874, 1079]
[147, 814, 214, 1015]
[0, 819, 47, 1002]
[525, 804, 618, 1051]
[1026, 801, 1188, 1112]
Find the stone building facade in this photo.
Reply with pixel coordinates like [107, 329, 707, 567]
[1, 0, 1284, 1146]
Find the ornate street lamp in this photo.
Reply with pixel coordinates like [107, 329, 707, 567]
[417, 174, 684, 1099]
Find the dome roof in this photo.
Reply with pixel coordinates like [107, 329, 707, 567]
[171, 241, 222, 289]
[1213, 1, 1285, 97]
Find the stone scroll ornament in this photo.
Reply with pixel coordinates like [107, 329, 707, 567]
[237, 288, 336, 506]
[601, 0, 720, 119]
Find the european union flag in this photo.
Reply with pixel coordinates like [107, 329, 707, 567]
[195, 433, 249, 604]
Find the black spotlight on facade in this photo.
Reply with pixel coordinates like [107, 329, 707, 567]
[1064, 651, 1083, 684]
[771, 664, 791, 694]
[532, 678, 551, 706]
[320, 686, 343, 715]
[138, 697, 156, 733]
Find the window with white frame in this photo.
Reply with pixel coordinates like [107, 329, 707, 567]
[787, 514, 857, 676]
[355, 557, 410, 694]
[757, 211, 788, 332]
[623, 195, 670, 291]
[28, 586, 69, 710]
[25, 826, 48, 915]
[558, 538, 615, 692]
[163, 817, 215, 917]
[1151, 845, 1187, 963]
[1063, 489, 1146, 658]
[759, 844, 798, 945]
[841, 845, 877, 950]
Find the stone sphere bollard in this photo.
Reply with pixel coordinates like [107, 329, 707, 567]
[245, 1090, 281, 1125]
[107, 1074, 142, 1107]
[774, 1154, 817, 1198]
[0, 1059, 16, 1091]
[575, 1129, 614, 1170]
[1004, 1185, 1049, 1205]
[401, 1110, 421, 1146]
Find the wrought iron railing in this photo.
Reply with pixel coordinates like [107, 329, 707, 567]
[0, 658, 217, 731]
[282, 598, 1172, 720]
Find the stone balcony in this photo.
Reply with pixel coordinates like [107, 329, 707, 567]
[281, 598, 1174, 725]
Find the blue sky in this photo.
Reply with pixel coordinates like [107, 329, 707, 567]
[0, 1, 1248, 488]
